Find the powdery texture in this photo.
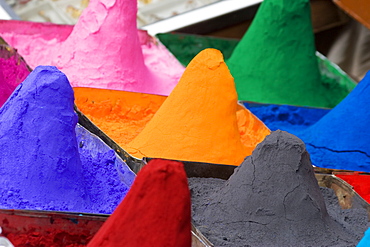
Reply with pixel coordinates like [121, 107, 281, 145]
[0, 66, 135, 214]
[0, 66, 89, 212]
[336, 173, 370, 203]
[74, 87, 270, 152]
[7, 232, 86, 247]
[298, 71, 370, 172]
[0, 0, 184, 95]
[243, 103, 330, 135]
[236, 104, 271, 149]
[138, 30, 185, 94]
[189, 178, 369, 247]
[0, 47, 30, 107]
[227, 0, 355, 108]
[75, 124, 135, 214]
[127, 49, 270, 166]
[52, 0, 151, 92]
[194, 130, 361, 246]
[88, 159, 191, 247]
[74, 87, 166, 147]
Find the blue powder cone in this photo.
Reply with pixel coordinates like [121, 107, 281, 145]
[298, 71, 370, 171]
[0, 66, 90, 211]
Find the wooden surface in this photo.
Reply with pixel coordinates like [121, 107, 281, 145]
[311, 0, 349, 33]
[334, 0, 370, 29]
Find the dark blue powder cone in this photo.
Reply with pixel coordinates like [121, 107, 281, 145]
[0, 66, 91, 212]
[298, 71, 370, 171]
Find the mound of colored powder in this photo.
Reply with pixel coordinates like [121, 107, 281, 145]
[227, 0, 355, 108]
[194, 130, 363, 246]
[243, 103, 330, 135]
[0, 66, 89, 212]
[127, 49, 269, 166]
[74, 87, 269, 151]
[335, 173, 370, 203]
[88, 159, 191, 247]
[0, 45, 30, 107]
[74, 88, 166, 147]
[0, 0, 184, 95]
[190, 178, 369, 247]
[298, 72, 370, 172]
[0, 66, 135, 214]
[51, 0, 153, 93]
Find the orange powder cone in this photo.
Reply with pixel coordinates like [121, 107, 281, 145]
[127, 49, 267, 166]
[75, 87, 270, 153]
[87, 159, 191, 247]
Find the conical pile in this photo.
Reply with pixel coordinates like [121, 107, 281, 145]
[227, 0, 353, 108]
[52, 0, 157, 92]
[74, 87, 269, 152]
[88, 159, 191, 247]
[0, 0, 184, 95]
[198, 130, 356, 246]
[128, 49, 269, 166]
[298, 71, 370, 171]
[0, 66, 89, 211]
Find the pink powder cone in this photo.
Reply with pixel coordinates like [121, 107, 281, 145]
[0, 0, 184, 95]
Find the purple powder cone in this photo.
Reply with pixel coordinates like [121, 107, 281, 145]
[0, 66, 90, 212]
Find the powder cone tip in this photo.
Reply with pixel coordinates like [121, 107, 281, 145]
[128, 48, 250, 166]
[0, 65, 88, 212]
[87, 159, 191, 247]
[227, 0, 350, 108]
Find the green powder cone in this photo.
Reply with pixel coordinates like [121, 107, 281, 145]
[227, 0, 355, 108]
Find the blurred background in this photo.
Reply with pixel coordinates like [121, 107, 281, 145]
[0, 0, 369, 81]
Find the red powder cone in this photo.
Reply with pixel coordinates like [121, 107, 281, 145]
[87, 159, 191, 247]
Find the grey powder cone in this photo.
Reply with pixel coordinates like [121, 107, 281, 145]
[199, 130, 360, 246]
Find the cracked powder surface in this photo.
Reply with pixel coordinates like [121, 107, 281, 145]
[298, 71, 370, 172]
